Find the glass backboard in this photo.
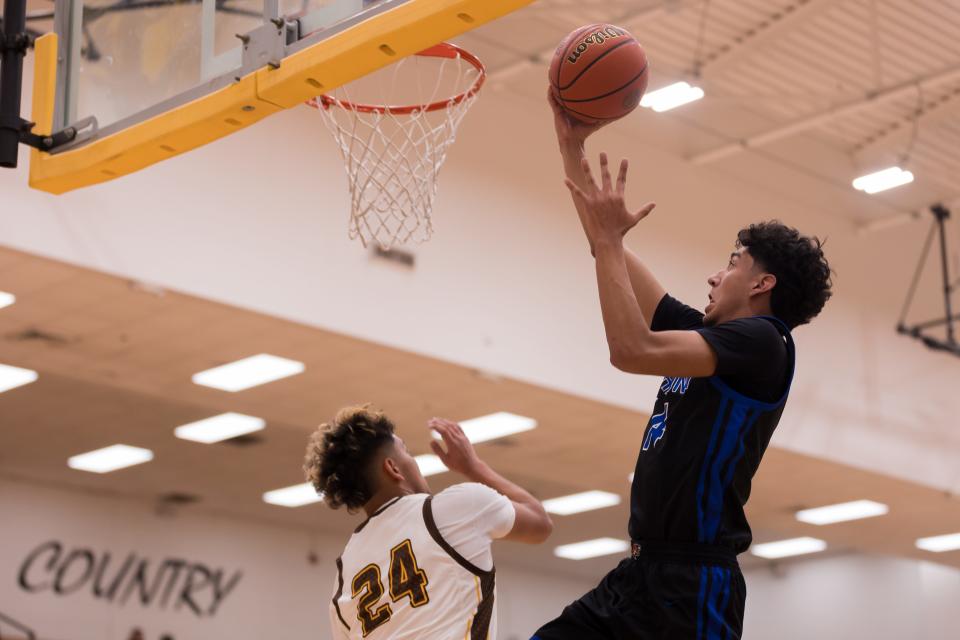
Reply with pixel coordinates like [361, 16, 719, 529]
[28, 0, 534, 193]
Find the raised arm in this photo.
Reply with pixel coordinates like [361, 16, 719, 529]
[549, 89, 667, 323]
[428, 418, 553, 544]
[565, 153, 719, 378]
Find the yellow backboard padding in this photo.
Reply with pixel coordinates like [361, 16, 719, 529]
[29, 34, 57, 163]
[257, 0, 532, 108]
[29, 0, 534, 195]
[29, 77, 280, 194]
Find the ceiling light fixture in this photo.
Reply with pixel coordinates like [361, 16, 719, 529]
[750, 537, 827, 559]
[174, 412, 266, 443]
[68, 444, 154, 473]
[554, 538, 629, 560]
[543, 491, 621, 515]
[415, 454, 449, 477]
[263, 483, 324, 507]
[915, 532, 960, 553]
[852, 166, 914, 194]
[640, 81, 705, 112]
[795, 500, 889, 525]
[192, 354, 305, 392]
[0, 291, 15, 309]
[432, 412, 537, 444]
[0, 363, 38, 393]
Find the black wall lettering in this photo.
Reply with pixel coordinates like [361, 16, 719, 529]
[18, 541, 61, 593]
[16, 540, 242, 619]
[53, 549, 95, 595]
[209, 570, 243, 616]
[159, 559, 187, 609]
[104, 553, 136, 601]
[175, 564, 212, 616]
[120, 559, 166, 607]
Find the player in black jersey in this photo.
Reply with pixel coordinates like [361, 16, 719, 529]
[535, 91, 833, 640]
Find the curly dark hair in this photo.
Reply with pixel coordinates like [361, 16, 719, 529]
[304, 406, 396, 512]
[736, 221, 833, 329]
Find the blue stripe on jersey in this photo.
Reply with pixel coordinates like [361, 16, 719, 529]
[704, 566, 719, 639]
[703, 402, 751, 542]
[717, 568, 732, 640]
[704, 567, 731, 640]
[696, 397, 732, 542]
[696, 565, 708, 639]
[721, 409, 762, 491]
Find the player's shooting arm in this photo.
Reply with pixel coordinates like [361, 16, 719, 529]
[593, 242, 717, 377]
[429, 418, 553, 544]
[548, 88, 667, 322]
[565, 153, 718, 379]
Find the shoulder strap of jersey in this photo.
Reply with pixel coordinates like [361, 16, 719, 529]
[421, 495, 492, 577]
[332, 557, 351, 631]
[707, 315, 796, 408]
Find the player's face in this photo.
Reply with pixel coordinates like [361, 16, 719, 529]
[704, 248, 756, 326]
[391, 435, 431, 494]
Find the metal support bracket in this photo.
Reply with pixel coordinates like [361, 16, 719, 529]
[235, 20, 292, 79]
[1, 113, 95, 151]
[0, 31, 32, 54]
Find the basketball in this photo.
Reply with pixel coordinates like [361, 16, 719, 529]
[549, 24, 649, 124]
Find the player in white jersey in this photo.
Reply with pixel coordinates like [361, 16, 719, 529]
[304, 407, 553, 640]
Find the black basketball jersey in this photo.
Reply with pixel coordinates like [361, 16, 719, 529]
[629, 294, 795, 553]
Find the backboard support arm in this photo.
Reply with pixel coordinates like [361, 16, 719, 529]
[0, 0, 30, 166]
[897, 204, 960, 356]
[1, 0, 82, 166]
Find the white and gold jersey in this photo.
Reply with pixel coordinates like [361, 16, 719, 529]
[331, 485, 514, 640]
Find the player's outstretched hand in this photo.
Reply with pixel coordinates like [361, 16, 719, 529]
[547, 86, 607, 147]
[565, 152, 656, 245]
[428, 418, 482, 476]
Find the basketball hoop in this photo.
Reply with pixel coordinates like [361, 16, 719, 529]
[307, 43, 485, 249]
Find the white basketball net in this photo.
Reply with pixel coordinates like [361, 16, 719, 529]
[311, 46, 483, 250]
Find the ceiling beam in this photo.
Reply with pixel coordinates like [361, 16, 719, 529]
[856, 196, 960, 236]
[689, 65, 960, 164]
[488, 0, 699, 84]
[697, 0, 840, 77]
[852, 84, 960, 155]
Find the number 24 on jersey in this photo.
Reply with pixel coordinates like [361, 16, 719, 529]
[351, 539, 430, 636]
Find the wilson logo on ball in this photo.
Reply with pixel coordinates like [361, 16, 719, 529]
[550, 23, 648, 124]
[567, 27, 628, 64]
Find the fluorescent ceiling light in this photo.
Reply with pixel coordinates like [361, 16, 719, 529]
[0, 363, 38, 393]
[750, 537, 827, 559]
[795, 500, 889, 525]
[68, 444, 154, 473]
[852, 166, 914, 194]
[915, 532, 960, 553]
[192, 354, 305, 392]
[174, 412, 266, 443]
[543, 490, 621, 515]
[415, 454, 449, 477]
[554, 538, 629, 560]
[432, 412, 537, 444]
[640, 81, 704, 112]
[0, 291, 14, 309]
[263, 482, 323, 507]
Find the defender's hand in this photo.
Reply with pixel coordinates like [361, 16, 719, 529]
[429, 418, 482, 476]
[565, 152, 656, 245]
